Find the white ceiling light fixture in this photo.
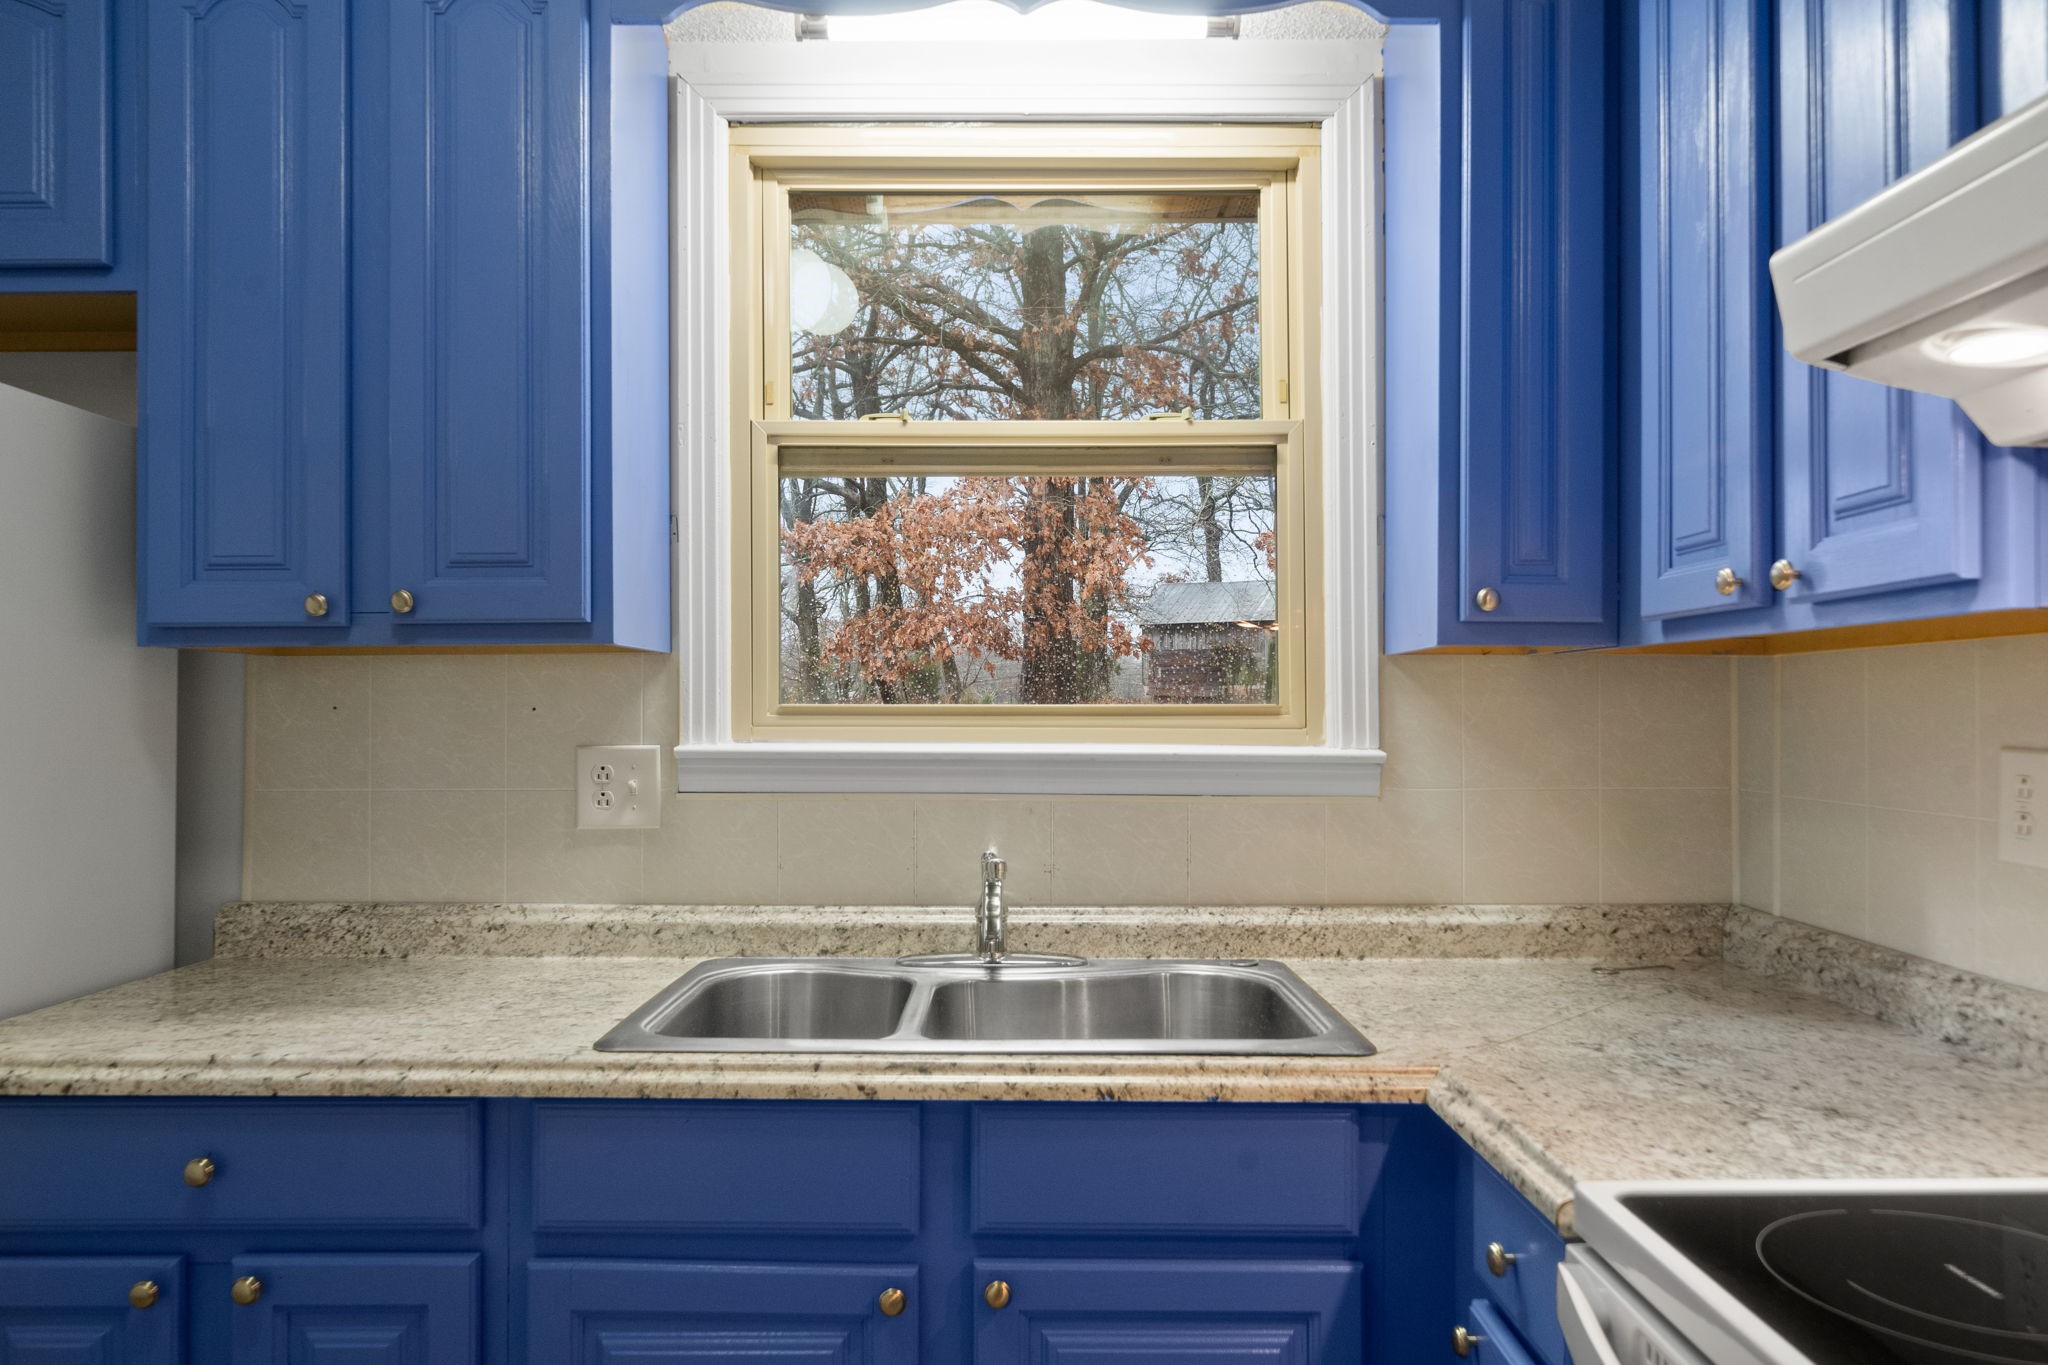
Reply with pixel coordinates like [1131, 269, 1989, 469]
[821, 0, 1211, 42]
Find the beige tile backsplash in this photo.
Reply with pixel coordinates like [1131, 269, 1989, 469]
[1737, 635, 2048, 993]
[242, 653, 1738, 909]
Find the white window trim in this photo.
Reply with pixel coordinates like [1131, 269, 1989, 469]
[669, 41, 1386, 798]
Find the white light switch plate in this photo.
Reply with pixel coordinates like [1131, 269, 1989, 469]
[577, 744, 663, 830]
[1999, 747, 2048, 869]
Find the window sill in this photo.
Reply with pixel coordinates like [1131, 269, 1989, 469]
[673, 742, 1385, 797]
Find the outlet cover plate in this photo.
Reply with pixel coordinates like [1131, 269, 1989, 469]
[1999, 747, 2048, 869]
[577, 744, 663, 830]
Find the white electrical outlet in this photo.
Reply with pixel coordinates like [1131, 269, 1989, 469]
[577, 744, 662, 830]
[1999, 748, 2048, 869]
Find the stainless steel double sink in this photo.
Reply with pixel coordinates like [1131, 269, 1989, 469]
[595, 957, 1375, 1056]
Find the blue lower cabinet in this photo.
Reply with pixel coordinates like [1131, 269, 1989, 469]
[0, 1256, 183, 1363]
[227, 1254, 478, 1365]
[1464, 1153, 1568, 1365]
[526, 1261, 919, 1364]
[1460, 1299, 1543, 1365]
[973, 1259, 1362, 1365]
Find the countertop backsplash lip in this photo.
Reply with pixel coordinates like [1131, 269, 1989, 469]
[1724, 904, 2048, 1079]
[212, 900, 1732, 964]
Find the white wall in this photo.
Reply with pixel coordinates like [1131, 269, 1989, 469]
[0, 353, 137, 425]
[0, 384, 176, 1017]
[1736, 639, 2048, 993]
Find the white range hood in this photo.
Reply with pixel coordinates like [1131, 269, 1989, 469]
[1770, 92, 2048, 446]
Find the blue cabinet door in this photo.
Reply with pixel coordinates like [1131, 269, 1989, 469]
[1632, 0, 1773, 620]
[228, 1254, 477, 1365]
[526, 1261, 920, 1364]
[1463, 1299, 1545, 1365]
[0, 0, 110, 266]
[1458, 0, 1612, 632]
[138, 0, 350, 630]
[0, 1257, 182, 1363]
[379, 0, 591, 627]
[973, 1259, 1362, 1365]
[1774, 0, 1984, 603]
[1984, 0, 2048, 116]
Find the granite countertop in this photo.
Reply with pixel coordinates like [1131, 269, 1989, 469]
[3, 913, 2045, 1234]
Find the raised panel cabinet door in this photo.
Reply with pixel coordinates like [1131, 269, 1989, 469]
[525, 1261, 920, 1365]
[1775, 0, 1983, 602]
[1984, 0, 2048, 116]
[1459, 0, 1612, 630]
[380, 0, 591, 626]
[0, 0, 110, 266]
[1462, 1300, 1546, 1365]
[973, 1260, 1363, 1365]
[227, 1254, 477, 1365]
[0, 1257, 183, 1364]
[1633, 0, 1773, 620]
[139, 0, 350, 629]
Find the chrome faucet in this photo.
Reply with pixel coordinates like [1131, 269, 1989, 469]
[976, 850, 1007, 964]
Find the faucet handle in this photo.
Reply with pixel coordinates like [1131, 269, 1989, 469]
[982, 850, 1006, 883]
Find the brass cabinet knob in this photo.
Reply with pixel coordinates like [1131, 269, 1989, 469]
[1485, 1241, 1517, 1276]
[304, 593, 330, 617]
[1769, 559, 1802, 592]
[1452, 1325, 1484, 1357]
[230, 1276, 264, 1306]
[1474, 586, 1500, 613]
[983, 1280, 1011, 1310]
[1715, 567, 1744, 596]
[183, 1156, 216, 1188]
[390, 589, 416, 614]
[129, 1280, 160, 1310]
[877, 1287, 906, 1317]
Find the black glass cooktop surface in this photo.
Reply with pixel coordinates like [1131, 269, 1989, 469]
[1622, 1191, 2048, 1365]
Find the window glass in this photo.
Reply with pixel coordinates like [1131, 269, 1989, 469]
[778, 470, 1278, 704]
[787, 190, 1261, 420]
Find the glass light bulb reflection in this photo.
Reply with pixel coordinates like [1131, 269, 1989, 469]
[1925, 324, 2048, 368]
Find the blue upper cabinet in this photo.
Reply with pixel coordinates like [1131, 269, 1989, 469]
[1621, 0, 2048, 646]
[1384, 0, 1615, 652]
[1774, 0, 1983, 605]
[136, 20, 672, 649]
[0, 0, 111, 267]
[138, 0, 352, 631]
[1629, 0, 1773, 622]
[1984, 0, 2048, 117]
[380, 0, 592, 628]
[1460, 0, 1612, 637]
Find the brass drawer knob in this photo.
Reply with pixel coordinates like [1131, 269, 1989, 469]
[390, 589, 416, 614]
[983, 1280, 1011, 1310]
[1715, 566, 1744, 596]
[1474, 586, 1500, 613]
[230, 1276, 263, 1306]
[128, 1280, 160, 1310]
[1452, 1325, 1484, 1357]
[1485, 1240, 1518, 1276]
[878, 1287, 906, 1317]
[1769, 559, 1802, 591]
[304, 593, 330, 618]
[182, 1156, 216, 1188]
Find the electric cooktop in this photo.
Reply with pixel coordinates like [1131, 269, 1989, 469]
[1574, 1181, 2048, 1365]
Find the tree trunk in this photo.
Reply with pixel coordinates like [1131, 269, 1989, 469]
[1197, 476, 1226, 582]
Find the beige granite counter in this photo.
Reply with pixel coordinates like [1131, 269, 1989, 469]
[2, 945, 2044, 1234]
